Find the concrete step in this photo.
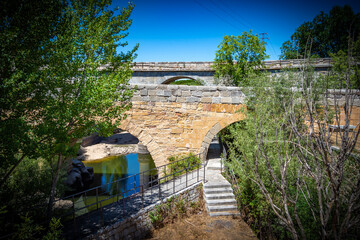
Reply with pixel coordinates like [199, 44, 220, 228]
[206, 199, 237, 206]
[207, 205, 238, 212]
[209, 211, 240, 217]
[205, 193, 235, 200]
[204, 187, 233, 194]
[204, 183, 231, 189]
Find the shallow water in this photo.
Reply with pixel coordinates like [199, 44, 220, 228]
[72, 153, 156, 215]
[83, 153, 156, 195]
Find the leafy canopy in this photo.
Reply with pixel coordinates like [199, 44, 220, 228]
[280, 5, 360, 59]
[213, 31, 268, 87]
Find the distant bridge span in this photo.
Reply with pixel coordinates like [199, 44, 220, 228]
[130, 59, 333, 85]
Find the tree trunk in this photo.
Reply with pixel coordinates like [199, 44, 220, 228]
[0, 154, 26, 188]
[47, 153, 63, 220]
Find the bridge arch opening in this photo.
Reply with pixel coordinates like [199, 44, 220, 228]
[201, 120, 243, 161]
[162, 76, 203, 85]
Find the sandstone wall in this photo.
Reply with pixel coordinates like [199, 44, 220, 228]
[119, 84, 246, 166]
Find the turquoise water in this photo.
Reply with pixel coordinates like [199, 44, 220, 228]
[70, 153, 156, 215]
[83, 153, 157, 196]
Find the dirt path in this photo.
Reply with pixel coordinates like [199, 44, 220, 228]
[146, 212, 257, 240]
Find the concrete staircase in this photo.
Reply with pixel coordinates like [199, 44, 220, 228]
[203, 138, 240, 217]
[204, 181, 239, 217]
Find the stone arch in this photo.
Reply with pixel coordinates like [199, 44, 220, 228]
[120, 120, 167, 168]
[162, 76, 198, 84]
[200, 118, 243, 160]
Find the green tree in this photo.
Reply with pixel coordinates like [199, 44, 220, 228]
[0, 0, 138, 222]
[280, 5, 360, 59]
[0, 0, 65, 188]
[213, 31, 268, 87]
[222, 48, 360, 239]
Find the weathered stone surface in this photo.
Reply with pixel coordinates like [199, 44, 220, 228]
[118, 84, 360, 167]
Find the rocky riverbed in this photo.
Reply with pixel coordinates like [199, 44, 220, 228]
[77, 131, 149, 161]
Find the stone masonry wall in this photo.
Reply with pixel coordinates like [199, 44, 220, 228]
[85, 183, 203, 240]
[119, 85, 359, 167]
[130, 84, 245, 104]
[119, 84, 246, 167]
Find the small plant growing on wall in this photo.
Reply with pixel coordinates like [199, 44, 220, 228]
[163, 153, 202, 180]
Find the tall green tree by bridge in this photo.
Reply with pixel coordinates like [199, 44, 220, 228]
[213, 31, 268, 87]
[0, 0, 138, 236]
[280, 5, 360, 59]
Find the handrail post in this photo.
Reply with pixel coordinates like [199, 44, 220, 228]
[72, 196, 76, 238]
[116, 181, 119, 202]
[142, 185, 144, 209]
[173, 173, 175, 194]
[100, 201, 103, 227]
[96, 188, 99, 210]
[197, 163, 199, 182]
[158, 178, 161, 200]
[123, 193, 125, 217]
[203, 161, 206, 182]
[186, 167, 188, 188]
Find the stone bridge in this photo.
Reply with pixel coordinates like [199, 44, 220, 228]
[130, 59, 333, 85]
[119, 84, 360, 168]
[119, 84, 246, 166]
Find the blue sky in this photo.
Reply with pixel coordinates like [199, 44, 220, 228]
[115, 0, 360, 62]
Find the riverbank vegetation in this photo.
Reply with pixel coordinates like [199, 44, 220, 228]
[0, 0, 137, 238]
[217, 27, 360, 240]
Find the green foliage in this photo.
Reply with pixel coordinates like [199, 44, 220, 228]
[11, 216, 62, 240]
[148, 193, 203, 229]
[169, 78, 204, 86]
[280, 5, 360, 59]
[42, 218, 63, 240]
[0, 157, 66, 237]
[221, 52, 360, 238]
[0, 0, 138, 237]
[213, 30, 268, 86]
[328, 49, 360, 89]
[165, 153, 201, 180]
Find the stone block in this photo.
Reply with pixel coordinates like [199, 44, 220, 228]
[156, 90, 164, 96]
[220, 91, 231, 97]
[200, 97, 212, 103]
[212, 97, 221, 103]
[148, 90, 157, 96]
[221, 97, 232, 104]
[164, 90, 171, 97]
[192, 91, 203, 97]
[173, 89, 182, 96]
[177, 97, 186, 103]
[149, 96, 157, 102]
[140, 89, 148, 96]
[188, 86, 198, 91]
[232, 97, 242, 104]
[167, 85, 179, 90]
[182, 90, 191, 97]
[186, 96, 200, 103]
[131, 96, 142, 102]
[168, 96, 177, 102]
[231, 91, 242, 97]
[142, 96, 150, 102]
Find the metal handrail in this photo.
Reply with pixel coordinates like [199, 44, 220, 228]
[54, 152, 205, 221]
[57, 152, 203, 202]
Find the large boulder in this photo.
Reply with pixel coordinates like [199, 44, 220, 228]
[66, 159, 94, 192]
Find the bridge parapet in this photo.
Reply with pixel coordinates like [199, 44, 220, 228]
[131, 59, 334, 72]
[130, 84, 245, 105]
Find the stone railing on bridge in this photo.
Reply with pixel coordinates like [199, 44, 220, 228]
[130, 84, 245, 105]
[131, 58, 334, 72]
